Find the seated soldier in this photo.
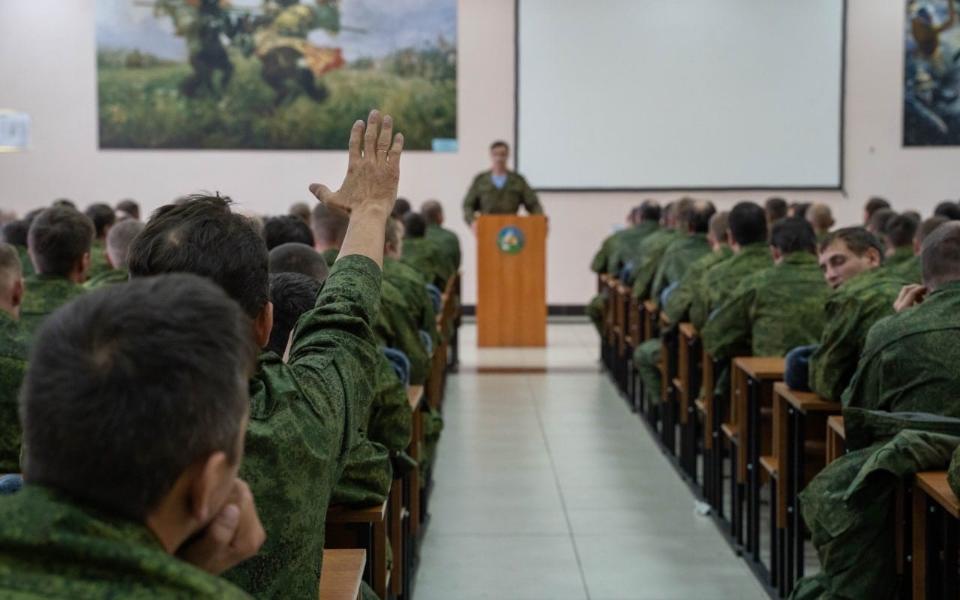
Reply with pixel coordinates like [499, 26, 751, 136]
[0, 244, 27, 474]
[807, 228, 907, 401]
[866, 207, 895, 236]
[661, 211, 732, 327]
[887, 215, 947, 285]
[788, 202, 811, 219]
[0, 220, 33, 277]
[311, 203, 350, 267]
[764, 196, 788, 227]
[83, 203, 116, 278]
[129, 110, 403, 598]
[268, 242, 330, 283]
[401, 212, 454, 288]
[21, 206, 92, 335]
[805, 203, 835, 241]
[84, 219, 143, 290]
[842, 221, 960, 414]
[422, 199, 462, 269]
[0, 274, 264, 598]
[703, 217, 828, 361]
[935, 200, 960, 220]
[392, 197, 412, 219]
[115, 198, 141, 221]
[288, 201, 311, 225]
[262, 215, 314, 251]
[862, 196, 891, 225]
[881, 212, 920, 280]
[629, 199, 690, 299]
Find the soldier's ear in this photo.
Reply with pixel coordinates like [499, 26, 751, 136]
[253, 302, 273, 349]
[11, 277, 23, 309]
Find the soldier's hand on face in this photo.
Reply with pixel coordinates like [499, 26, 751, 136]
[309, 109, 403, 217]
[894, 284, 928, 313]
[177, 479, 266, 575]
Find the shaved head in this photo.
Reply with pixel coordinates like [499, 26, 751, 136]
[922, 221, 960, 290]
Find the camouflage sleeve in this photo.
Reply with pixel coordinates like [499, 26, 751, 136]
[839, 319, 888, 410]
[463, 176, 481, 225]
[630, 252, 660, 299]
[519, 175, 544, 215]
[368, 354, 413, 453]
[663, 263, 704, 325]
[591, 239, 610, 274]
[379, 296, 431, 385]
[702, 283, 755, 361]
[809, 295, 863, 402]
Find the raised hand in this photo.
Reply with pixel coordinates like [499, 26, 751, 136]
[309, 109, 404, 216]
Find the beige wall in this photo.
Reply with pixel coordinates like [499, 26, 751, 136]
[1, 0, 959, 304]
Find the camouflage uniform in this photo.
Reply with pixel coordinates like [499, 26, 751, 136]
[629, 229, 680, 298]
[689, 243, 772, 332]
[83, 268, 129, 291]
[402, 238, 454, 289]
[587, 222, 658, 333]
[880, 246, 915, 276]
[462, 171, 543, 225]
[841, 280, 960, 414]
[375, 279, 430, 386]
[0, 313, 27, 473]
[606, 221, 659, 277]
[0, 485, 250, 598]
[661, 247, 733, 325]
[426, 224, 462, 269]
[383, 258, 439, 348]
[224, 256, 380, 599]
[808, 269, 907, 402]
[320, 248, 339, 268]
[702, 253, 829, 361]
[88, 240, 111, 279]
[13, 246, 33, 278]
[20, 275, 85, 337]
[368, 353, 413, 457]
[886, 253, 921, 283]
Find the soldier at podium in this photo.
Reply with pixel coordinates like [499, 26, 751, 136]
[462, 140, 544, 228]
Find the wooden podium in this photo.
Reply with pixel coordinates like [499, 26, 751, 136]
[476, 215, 547, 347]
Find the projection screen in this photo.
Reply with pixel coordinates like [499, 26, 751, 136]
[515, 0, 846, 190]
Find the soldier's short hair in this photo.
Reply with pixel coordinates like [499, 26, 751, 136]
[288, 201, 311, 224]
[403, 212, 427, 239]
[106, 218, 144, 270]
[269, 242, 329, 283]
[263, 215, 315, 251]
[422, 200, 444, 225]
[28, 206, 95, 277]
[311, 203, 350, 247]
[709, 211, 730, 244]
[917, 216, 949, 244]
[864, 196, 891, 220]
[687, 200, 716, 234]
[770, 217, 817, 255]
[21, 274, 257, 521]
[867, 208, 896, 235]
[84, 203, 116, 239]
[128, 195, 269, 319]
[267, 272, 321, 357]
[885, 214, 919, 249]
[765, 197, 788, 222]
[806, 203, 834, 232]
[819, 227, 885, 263]
[116, 198, 141, 221]
[934, 201, 960, 221]
[790, 202, 812, 219]
[1, 220, 28, 247]
[490, 140, 509, 152]
[728, 202, 768, 246]
[392, 198, 412, 219]
[638, 200, 661, 223]
[922, 221, 960, 289]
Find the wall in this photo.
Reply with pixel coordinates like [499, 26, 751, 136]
[1, 0, 958, 305]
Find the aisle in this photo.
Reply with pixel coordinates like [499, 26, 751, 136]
[414, 323, 768, 600]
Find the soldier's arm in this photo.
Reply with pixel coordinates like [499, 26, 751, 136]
[368, 354, 413, 453]
[463, 177, 481, 225]
[519, 176, 544, 215]
[662, 264, 703, 325]
[702, 285, 754, 361]
[591, 239, 611, 274]
[809, 296, 863, 402]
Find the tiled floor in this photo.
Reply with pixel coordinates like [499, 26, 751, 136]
[414, 323, 768, 600]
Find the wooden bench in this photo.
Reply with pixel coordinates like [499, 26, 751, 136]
[913, 471, 960, 600]
[676, 323, 701, 480]
[772, 384, 840, 595]
[326, 500, 388, 599]
[825, 415, 845, 465]
[319, 548, 366, 600]
[407, 385, 424, 540]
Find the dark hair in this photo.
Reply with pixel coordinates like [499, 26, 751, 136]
[128, 195, 269, 318]
[918, 216, 949, 244]
[687, 200, 716, 234]
[52, 198, 76, 210]
[288, 202, 311, 224]
[263, 215, 315, 251]
[267, 272, 321, 356]
[269, 243, 330, 283]
[885, 214, 919, 248]
[867, 208, 896, 235]
[790, 202, 812, 220]
[27, 207, 95, 277]
[1, 220, 28, 247]
[922, 221, 960, 288]
[819, 227, 885, 263]
[84, 203, 116, 239]
[106, 219, 145, 269]
[864, 197, 891, 219]
[392, 198, 412, 219]
[728, 202, 768, 246]
[770, 217, 817, 254]
[638, 200, 661, 223]
[934, 201, 960, 221]
[21, 274, 257, 520]
[116, 199, 141, 221]
[765, 197, 789, 222]
[490, 140, 510, 151]
[311, 203, 349, 247]
[421, 200, 443, 225]
[403, 212, 427, 238]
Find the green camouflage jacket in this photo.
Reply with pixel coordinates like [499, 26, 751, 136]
[462, 171, 543, 225]
[605, 221, 659, 276]
[689, 243, 772, 332]
[881, 246, 915, 273]
[0, 313, 27, 473]
[320, 247, 340, 268]
[886, 252, 921, 284]
[402, 238, 454, 289]
[662, 247, 732, 326]
[629, 229, 680, 298]
[703, 252, 828, 360]
[369, 352, 412, 454]
[0, 485, 250, 599]
[791, 409, 960, 600]
[225, 255, 380, 599]
[375, 279, 430, 386]
[841, 280, 960, 415]
[14, 246, 33, 278]
[83, 268, 129, 291]
[383, 258, 439, 347]
[20, 275, 85, 337]
[88, 240, 111, 279]
[808, 269, 906, 402]
[426, 224, 462, 269]
[590, 230, 622, 274]
[650, 233, 711, 304]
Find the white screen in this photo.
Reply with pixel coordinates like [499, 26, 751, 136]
[516, 0, 845, 190]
